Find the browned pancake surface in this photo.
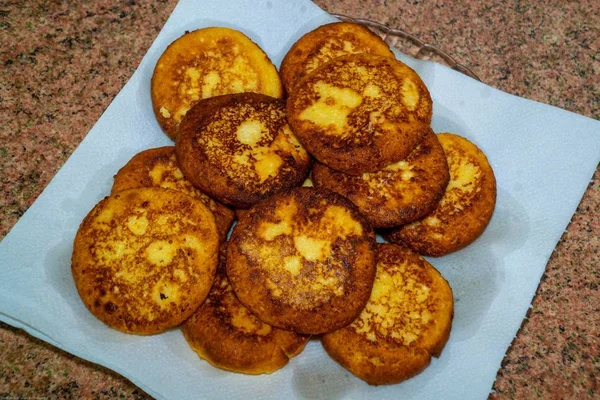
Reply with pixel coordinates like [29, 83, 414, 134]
[71, 187, 219, 334]
[112, 146, 234, 242]
[234, 175, 314, 220]
[176, 93, 312, 208]
[386, 133, 497, 256]
[321, 244, 454, 385]
[280, 22, 394, 94]
[182, 245, 310, 374]
[227, 187, 377, 334]
[312, 129, 449, 228]
[151, 27, 282, 140]
[287, 53, 432, 175]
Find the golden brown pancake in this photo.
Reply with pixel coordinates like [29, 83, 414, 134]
[385, 133, 497, 256]
[71, 187, 219, 335]
[176, 93, 312, 208]
[151, 27, 283, 140]
[112, 146, 234, 242]
[312, 129, 449, 228]
[227, 187, 377, 334]
[287, 53, 432, 175]
[182, 245, 310, 374]
[321, 244, 453, 385]
[280, 22, 394, 94]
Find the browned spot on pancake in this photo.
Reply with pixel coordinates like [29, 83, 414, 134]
[104, 302, 117, 314]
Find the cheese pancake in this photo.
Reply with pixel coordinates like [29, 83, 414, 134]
[71, 187, 219, 335]
[112, 146, 234, 242]
[287, 53, 432, 175]
[312, 129, 449, 228]
[176, 93, 312, 208]
[280, 22, 394, 94]
[151, 27, 283, 140]
[227, 187, 377, 334]
[182, 245, 310, 374]
[322, 244, 453, 385]
[386, 133, 497, 256]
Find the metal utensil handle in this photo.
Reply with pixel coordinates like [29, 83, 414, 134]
[332, 13, 482, 82]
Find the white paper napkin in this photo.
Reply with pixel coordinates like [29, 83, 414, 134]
[1, 0, 598, 399]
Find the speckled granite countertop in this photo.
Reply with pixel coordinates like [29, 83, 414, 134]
[1, 0, 598, 398]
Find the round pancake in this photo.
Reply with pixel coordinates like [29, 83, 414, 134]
[112, 146, 234, 242]
[287, 53, 432, 175]
[182, 245, 310, 374]
[385, 133, 497, 256]
[312, 129, 449, 228]
[71, 187, 219, 335]
[321, 244, 453, 385]
[280, 22, 394, 94]
[176, 93, 312, 208]
[227, 187, 377, 334]
[151, 27, 283, 140]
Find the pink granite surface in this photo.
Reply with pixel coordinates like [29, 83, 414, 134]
[0, 0, 598, 398]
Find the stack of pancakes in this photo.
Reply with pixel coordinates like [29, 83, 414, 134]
[71, 22, 496, 385]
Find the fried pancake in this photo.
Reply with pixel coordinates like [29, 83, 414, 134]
[151, 27, 283, 140]
[182, 245, 310, 374]
[321, 244, 453, 385]
[287, 53, 432, 175]
[227, 187, 377, 334]
[312, 129, 449, 228]
[176, 93, 312, 208]
[112, 146, 234, 242]
[385, 133, 497, 256]
[71, 187, 219, 335]
[280, 22, 394, 94]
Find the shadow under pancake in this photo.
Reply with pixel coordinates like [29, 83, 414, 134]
[479, 187, 531, 255]
[163, 327, 311, 399]
[431, 247, 502, 343]
[429, 187, 529, 342]
[162, 327, 228, 381]
[292, 339, 360, 400]
[430, 101, 476, 139]
[43, 237, 138, 346]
